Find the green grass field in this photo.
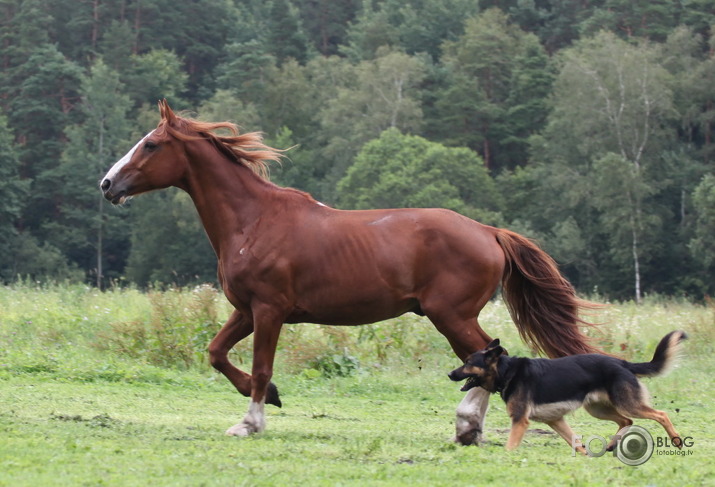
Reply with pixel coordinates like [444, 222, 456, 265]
[0, 284, 713, 486]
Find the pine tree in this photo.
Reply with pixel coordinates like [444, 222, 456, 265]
[266, 0, 311, 64]
[50, 59, 133, 287]
[0, 112, 28, 280]
[437, 8, 552, 170]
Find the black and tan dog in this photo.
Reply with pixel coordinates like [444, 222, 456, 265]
[448, 331, 687, 453]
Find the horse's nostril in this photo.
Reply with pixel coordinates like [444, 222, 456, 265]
[101, 179, 111, 191]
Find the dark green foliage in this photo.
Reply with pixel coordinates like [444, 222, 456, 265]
[266, 0, 311, 64]
[308, 349, 361, 377]
[342, 0, 479, 61]
[124, 191, 217, 287]
[294, 0, 359, 56]
[337, 128, 502, 223]
[0, 113, 28, 281]
[50, 60, 134, 287]
[691, 175, 715, 268]
[579, 0, 681, 42]
[435, 9, 554, 169]
[0, 0, 713, 299]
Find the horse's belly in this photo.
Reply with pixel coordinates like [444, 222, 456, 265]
[284, 294, 419, 326]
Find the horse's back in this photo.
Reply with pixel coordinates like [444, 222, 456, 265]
[328, 206, 504, 273]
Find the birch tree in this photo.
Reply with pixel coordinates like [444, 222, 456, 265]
[550, 31, 675, 302]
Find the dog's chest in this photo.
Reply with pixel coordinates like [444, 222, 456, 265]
[528, 400, 581, 422]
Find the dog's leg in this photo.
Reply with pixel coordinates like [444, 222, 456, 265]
[506, 416, 529, 451]
[584, 402, 633, 450]
[630, 406, 682, 448]
[547, 417, 586, 455]
[454, 387, 490, 445]
[616, 382, 683, 449]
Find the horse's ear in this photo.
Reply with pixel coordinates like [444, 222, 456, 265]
[158, 99, 176, 124]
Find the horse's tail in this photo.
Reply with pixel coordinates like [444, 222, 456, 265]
[495, 229, 602, 358]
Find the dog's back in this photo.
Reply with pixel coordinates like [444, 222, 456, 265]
[500, 355, 628, 414]
[500, 331, 687, 410]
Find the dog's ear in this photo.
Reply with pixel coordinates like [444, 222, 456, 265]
[485, 338, 500, 350]
[484, 345, 505, 362]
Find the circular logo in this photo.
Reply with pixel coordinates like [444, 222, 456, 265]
[615, 425, 654, 466]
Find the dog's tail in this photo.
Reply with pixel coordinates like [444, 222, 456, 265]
[626, 331, 688, 377]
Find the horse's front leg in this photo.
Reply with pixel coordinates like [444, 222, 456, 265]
[209, 308, 282, 436]
[208, 309, 254, 395]
[226, 304, 284, 437]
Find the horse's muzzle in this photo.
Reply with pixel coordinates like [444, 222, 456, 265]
[100, 178, 128, 205]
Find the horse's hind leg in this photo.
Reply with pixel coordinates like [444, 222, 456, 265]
[454, 386, 491, 445]
[448, 319, 492, 447]
[425, 311, 493, 362]
[426, 307, 493, 445]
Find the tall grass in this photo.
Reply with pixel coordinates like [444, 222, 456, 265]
[0, 282, 712, 384]
[95, 284, 225, 368]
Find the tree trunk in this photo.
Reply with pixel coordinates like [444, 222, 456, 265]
[483, 133, 491, 170]
[97, 122, 104, 289]
[133, 2, 141, 54]
[97, 195, 103, 289]
[91, 0, 100, 50]
[631, 215, 641, 304]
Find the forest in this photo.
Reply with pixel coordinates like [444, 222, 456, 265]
[0, 0, 714, 301]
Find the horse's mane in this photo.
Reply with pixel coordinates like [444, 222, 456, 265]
[156, 115, 283, 180]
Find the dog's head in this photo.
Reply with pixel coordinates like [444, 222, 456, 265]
[448, 339, 506, 393]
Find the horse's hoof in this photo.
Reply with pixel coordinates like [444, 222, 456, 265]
[266, 382, 282, 408]
[454, 428, 481, 446]
[225, 422, 258, 437]
[454, 414, 483, 446]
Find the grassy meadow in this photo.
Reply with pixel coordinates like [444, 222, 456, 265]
[0, 283, 713, 486]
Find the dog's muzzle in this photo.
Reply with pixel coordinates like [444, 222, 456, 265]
[449, 367, 480, 391]
[459, 376, 480, 391]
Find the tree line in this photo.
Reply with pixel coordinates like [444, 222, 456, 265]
[0, 0, 714, 301]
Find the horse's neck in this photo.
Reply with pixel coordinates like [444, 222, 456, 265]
[182, 144, 275, 257]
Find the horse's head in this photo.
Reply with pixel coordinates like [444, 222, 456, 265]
[101, 100, 187, 204]
[102, 100, 284, 205]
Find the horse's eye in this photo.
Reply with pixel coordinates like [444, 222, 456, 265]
[144, 141, 158, 151]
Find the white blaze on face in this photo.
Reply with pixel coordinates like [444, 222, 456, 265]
[102, 130, 155, 183]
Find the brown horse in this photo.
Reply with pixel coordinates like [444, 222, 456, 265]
[101, 101, 599, 442]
